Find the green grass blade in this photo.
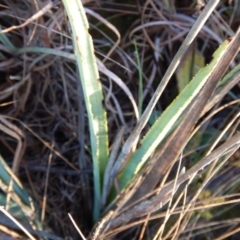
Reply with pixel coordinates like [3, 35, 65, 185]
[133, 40, 143, 116]
[0, 155, 42, 230]
[15, 47, 75, 60]
[217, 63, 240, 87]
[62, 0, 109, 221]
[0, 25, 16, 51]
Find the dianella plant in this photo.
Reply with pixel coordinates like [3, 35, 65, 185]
[61, 0, 240, 239]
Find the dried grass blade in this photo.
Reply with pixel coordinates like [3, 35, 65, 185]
[108, 132, 240, 229]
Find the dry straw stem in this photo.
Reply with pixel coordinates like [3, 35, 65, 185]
[68, 213, 87, 240]
[103, 196, 240, 237]
[202, 64, 240, 116]
[0, 207, 36, 240]
[102, 127, 125, 208]
[104, 132, 240, 232]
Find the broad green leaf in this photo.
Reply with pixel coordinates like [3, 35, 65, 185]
[62, 0, 109, 221]
[118, 40, 229, 189]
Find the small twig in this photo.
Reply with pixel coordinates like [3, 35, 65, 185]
[0, 1, 53, 34]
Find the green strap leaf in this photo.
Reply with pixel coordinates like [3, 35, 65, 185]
[118, 39, 229, 189]
[62, 0, 109, 221]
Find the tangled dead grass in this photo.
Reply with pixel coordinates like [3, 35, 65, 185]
[0, 0, 239, 239]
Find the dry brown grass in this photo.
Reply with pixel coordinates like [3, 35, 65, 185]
[0, 0, 239, 239]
